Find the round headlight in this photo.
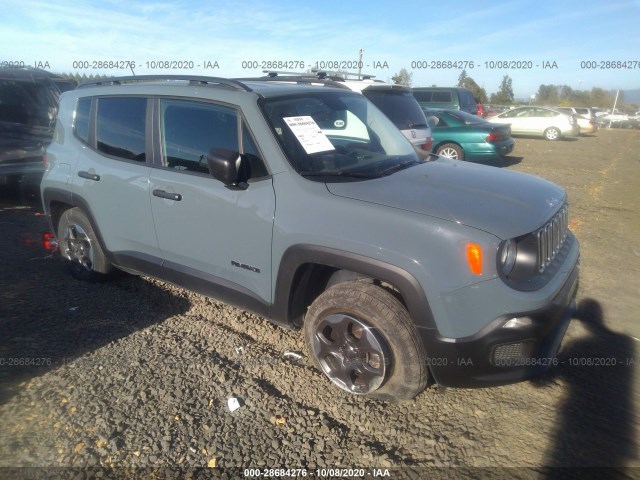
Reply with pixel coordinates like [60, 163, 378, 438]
[499, 239, 517, 276]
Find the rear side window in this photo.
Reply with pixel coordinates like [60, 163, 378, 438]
[432, 91, 452, 102]
[501, 108, 526, 118]
[535, 108, 557, 118]
[96, 97, 146, 161]
[363, 91, 428, 129]
[413, 91, 432, 103]
[74, 98, 91, 144]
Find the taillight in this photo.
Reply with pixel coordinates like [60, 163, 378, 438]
[43, 154, 48, 167]
[485, 131, 501, 142]
[421, 137, 434, 152]
[43, 232, 58, 252]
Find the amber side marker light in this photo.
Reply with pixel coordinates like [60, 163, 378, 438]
[466, 243, 483, 275]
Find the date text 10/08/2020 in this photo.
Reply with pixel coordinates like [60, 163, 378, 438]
[3, 59, 640, 71]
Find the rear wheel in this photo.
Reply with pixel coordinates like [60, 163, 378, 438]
[543, 127, 560, 140]
[304, 281, 428, 401]
[436, 143, 464, 160]
[57, 208, 111, 282]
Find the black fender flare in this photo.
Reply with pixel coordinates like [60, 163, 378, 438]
[271, 244, 437, 330]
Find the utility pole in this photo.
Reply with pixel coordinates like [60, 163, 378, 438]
[609, 89, 619, 129]
[357, 49, 364, 80]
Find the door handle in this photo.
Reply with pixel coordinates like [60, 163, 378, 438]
[153, 189, 182, 201]
[78, 171, 100, 181]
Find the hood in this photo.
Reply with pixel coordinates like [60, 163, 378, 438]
[325, 158, 566, 239]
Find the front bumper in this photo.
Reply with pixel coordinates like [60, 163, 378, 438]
[421, 259, 579, 387]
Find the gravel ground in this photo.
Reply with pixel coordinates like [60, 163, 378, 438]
[0, 129, 639, 479]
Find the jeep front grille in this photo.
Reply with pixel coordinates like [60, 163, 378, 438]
[537, 205, 569, 273]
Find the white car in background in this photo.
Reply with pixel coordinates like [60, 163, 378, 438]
[488, 106, 580, 140]
[555, 107, 598, 135]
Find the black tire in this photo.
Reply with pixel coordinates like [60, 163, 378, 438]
[57, 207, 111, 282]
[304, 281, 428, 401]
[436, 143, 465, 160]
[543, 127, 561, 141]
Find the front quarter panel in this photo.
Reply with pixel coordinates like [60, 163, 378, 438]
[270, 172, 503, 338]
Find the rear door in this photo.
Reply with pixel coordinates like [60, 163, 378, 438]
[149, 98, 275, 305]
[71, 96, 160, 270]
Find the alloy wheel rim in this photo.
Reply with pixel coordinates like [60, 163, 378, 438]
[313, 313, 388, 394]
[440, 147, 459, 159]
[63, 224, 94, 271]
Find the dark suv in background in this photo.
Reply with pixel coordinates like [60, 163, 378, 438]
[412, 87, 478, 115]
[0, 67, 76, 199]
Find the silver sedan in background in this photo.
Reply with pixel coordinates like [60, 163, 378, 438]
[488, 106, 580, 140]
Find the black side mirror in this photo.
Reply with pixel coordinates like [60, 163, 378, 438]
[207, 148, 249, 190]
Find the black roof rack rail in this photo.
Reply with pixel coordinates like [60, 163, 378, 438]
[77, 75, 252, 91]
[261, 70, 310, 78]
[310, 69, 377, 80]
[236, 73, 351, 90]
[259, 70, 377, 81]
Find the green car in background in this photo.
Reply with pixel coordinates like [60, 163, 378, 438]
[425, 109, 515, 161]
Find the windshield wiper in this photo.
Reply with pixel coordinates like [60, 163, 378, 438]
[378, 160, 420, 176]
[407, 123, 428, 128]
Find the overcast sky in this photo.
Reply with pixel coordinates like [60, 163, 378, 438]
[2, 0, 639, 98]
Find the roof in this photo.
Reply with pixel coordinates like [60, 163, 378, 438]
[73, 75, 361, 99]
[235, 72, 409, 94]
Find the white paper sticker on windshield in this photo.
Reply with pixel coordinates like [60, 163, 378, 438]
[283, 116, 335, 154]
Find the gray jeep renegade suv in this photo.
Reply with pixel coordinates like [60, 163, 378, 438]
[41, 75, 579, 401]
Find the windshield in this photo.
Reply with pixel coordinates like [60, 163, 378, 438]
[261, 92, 419, 180]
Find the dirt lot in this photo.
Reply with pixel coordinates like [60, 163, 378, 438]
[0, 129, 639, 478]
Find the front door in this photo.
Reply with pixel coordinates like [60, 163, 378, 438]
[149, 98, 275, 308]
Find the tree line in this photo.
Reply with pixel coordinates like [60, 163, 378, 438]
[390, 68, 620, 108]
[60, 72, 112, 82]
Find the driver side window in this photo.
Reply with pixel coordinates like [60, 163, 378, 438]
[161, 99, 238, 174]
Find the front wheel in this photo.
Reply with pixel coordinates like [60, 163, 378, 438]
[57, 208, 111, 282]
[304, 281, 428, 401]
[543, 127, 561, 140]
[436, 143, 464, 160]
